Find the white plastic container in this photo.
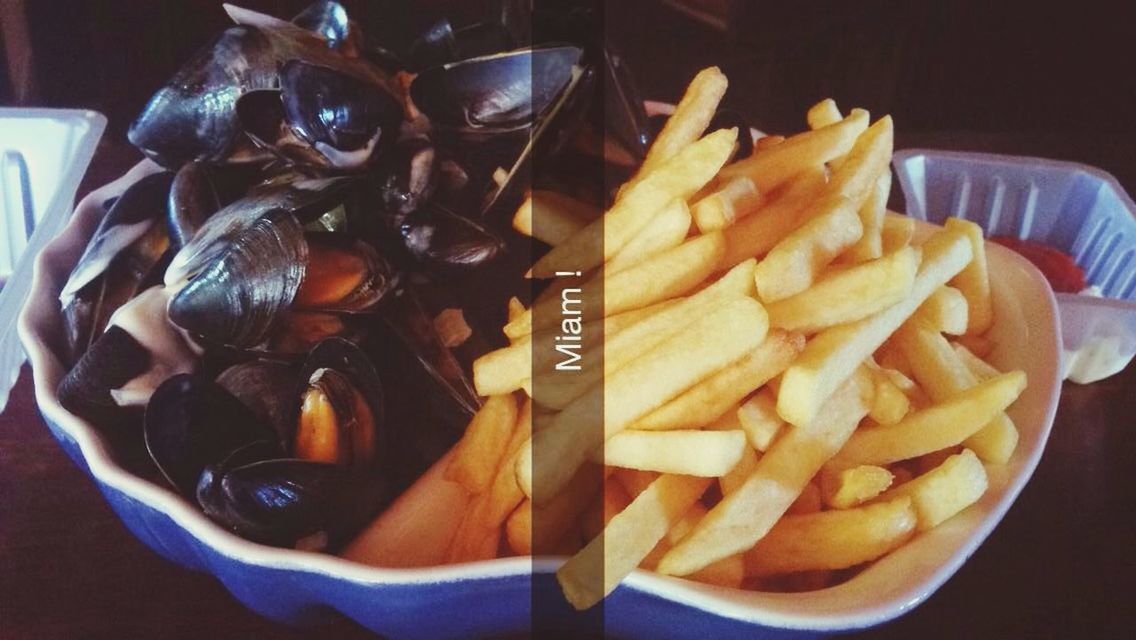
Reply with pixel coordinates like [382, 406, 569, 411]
[0, 108, 106, 408]
[894, 149, 1136, 383]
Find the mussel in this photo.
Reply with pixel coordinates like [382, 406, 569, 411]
[60, 171, 174, 364]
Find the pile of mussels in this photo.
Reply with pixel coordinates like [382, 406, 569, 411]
[55, 1, 744, 551]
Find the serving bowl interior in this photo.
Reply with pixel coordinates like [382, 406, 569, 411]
[17, 163, 1062, 639]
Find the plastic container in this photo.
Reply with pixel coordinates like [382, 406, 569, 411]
[0, 108, 106, 409]
[893, 149, 1136, 383]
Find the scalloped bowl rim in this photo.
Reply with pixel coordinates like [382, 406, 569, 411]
[17, 159, 1062, 633]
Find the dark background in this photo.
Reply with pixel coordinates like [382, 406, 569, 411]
[1, 1, 1134, 639]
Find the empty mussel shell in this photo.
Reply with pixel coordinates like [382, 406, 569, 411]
[216, 360, 300, 443]
[145, 373, 282, 497]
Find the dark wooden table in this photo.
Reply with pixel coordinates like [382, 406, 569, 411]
[2, 131, 1134, 640]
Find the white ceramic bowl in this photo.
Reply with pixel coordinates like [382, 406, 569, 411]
[17, 163, 1062, 638]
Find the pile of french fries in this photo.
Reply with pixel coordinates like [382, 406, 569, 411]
[444, 67, 1026, 610]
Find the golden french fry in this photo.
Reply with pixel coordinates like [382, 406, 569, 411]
[720, 109, 869, 190]
[766, 246, 920, 333]
[640, 67, 729, 175]
[532, 128, 736, 277]
[606, 199, 692, 275]
[786, 482, 823, 515]
[754, 134, 786, 151]
[834, 371, 1025, 466]
[518, 297, 770, 502]
[511, 231, 726, 338]
[807, 98, 843, 130]
[777, 229, 973, 426]
[893, 321, 1018, 463]
[657, 371, 873, 576]
[718, 166, 828, 269]
[510, 463, 605, 555]
[736, 389, 785, 452]
[534, 260, 757, 410]
[445, 394, 519, 493]
[513, 191, 595, 246]
[598, 430, 747, 476]
[631, 331, 803, 431]
[582, 480, 632, 541]
[446, 493, 500, 563]
[648, 504, 746, 587]
[558, 474, 711, 610]
[828, 116, 894, 207]
[753, 195, 864, 302]
[881, 212, 916, 253]
[507, 296, 525, 323]
[943, 217, 994, 335]
[845, 170, 891, 262]
[954, 342, 1002, 380]
[691, 175, 765, 233]
[505, 500, 532, 555]
[821, 464, 894, 509]
[876, 449, 987, 530]
[718, 445, 760, 496]
[745, 498, 917, 576]
[482, 399, 533, 528]
[868, 369, 911, 426]
[914, 285, 969, 335]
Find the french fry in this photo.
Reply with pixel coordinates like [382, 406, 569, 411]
[446, 493, 501, 563]
[894, 321, 1019, 463]
[650, 504, 746, 588]
[876, 449, 987, 530]
[511, 231, 726, 338]
[869, 369, 911, 425]
[640, 67, 729, 174]
[606, 199, 692, 275]
[505, 500, 532, 555]
[718, 445, 760, 496]
[754, 134, 786, 151]
[943, 217, 994, 335]
[834, 370, 1025, 466]
[954, 331, 994, 358]
[631, 331, 803, 431]
[880, 212, 916, 253]
[474, 300, 681, 397]
[507, 296, 525, 323]
[720, 109, 869, 190]
[691, 176, 765, 233]
[481, 399, 533, 529]
[531, 127, 736, 277]
[518, 297, 769, 502]
[613, 468, 659, 499]
[598, 430, 747, 476]
[445, 394, 519, 493]
[827, 116, 894, 207]
[766, 246, 920, 333]
[657, 371, 873, 576]
[736, 389, 785, 452]
[718, 167, 829, 269]
[807, 98, 843, 130]
[558, 474, 712, 610]
[533, 260, 757, 410]
[745, 498, 917, 576]
[777, 229, 973, 426]
[582, 480, 633, 541]
[821, 465, 894, 509]
[914, 285, 969, 335]
[954, 343, 1002, 380]
[509, 463, 605, 556]
[753, 195, 864, 302]
[845, 170, 892, 262]
[786, 482, 823, 515]
[513, 191, 594, 246]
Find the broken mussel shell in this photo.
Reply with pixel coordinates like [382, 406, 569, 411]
[169, 213, 395, 350]
[145, 374, 282, 497]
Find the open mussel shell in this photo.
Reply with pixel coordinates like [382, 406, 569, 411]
[168, 162, 221, 249]
[169, 210, 307, 349]
[410, 45, 584, 136]
[601, 47, 651, 162]
[60, 171, 174, 363]
[291, 1, 352, 50]
[279, 59, 403, 170]
[198, 458, 385, 548]
[128, 26, 277, 168]
[165, 173, 354, 285]
[401, 203, 505, 270]
[294, 338, 385, 469]
[145, 374, 282, 497]
[216, 360, 300, 443]
[373, 135, 437, 222]
[58, 325, 152, 428]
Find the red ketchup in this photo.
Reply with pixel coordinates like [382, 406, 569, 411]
[990, 237, 1087, 293]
